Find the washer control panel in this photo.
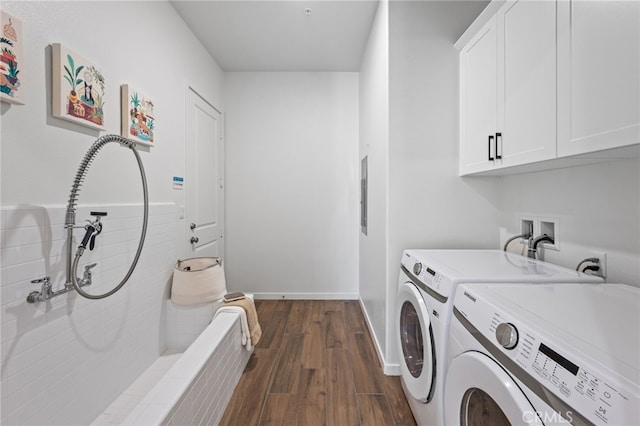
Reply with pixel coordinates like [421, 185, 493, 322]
[455, 286, 639, 426]
[401, 252, 452, 298]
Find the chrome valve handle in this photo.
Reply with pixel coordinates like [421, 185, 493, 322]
[27, 277, 52, 303]
[80, 263, 98, 286]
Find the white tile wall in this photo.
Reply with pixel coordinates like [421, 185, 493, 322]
[166, 316, 250, 426]
[1, 203, 177, 425]
[92, 351, 182, 426]
[120, 313, 252, 426]
[165, 299, 222, 351]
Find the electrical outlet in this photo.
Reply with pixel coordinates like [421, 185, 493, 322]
[590, 251, 607, 278]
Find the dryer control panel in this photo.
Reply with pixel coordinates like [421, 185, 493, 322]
[401, 252, 452, 299]
[454, 284, 639, 426]
[520, 333, 628, 426]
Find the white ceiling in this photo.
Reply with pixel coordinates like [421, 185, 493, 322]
[169, 0, 380, 72]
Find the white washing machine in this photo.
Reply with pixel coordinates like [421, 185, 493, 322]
[445, 282, 639, 425]
[395, 249, 603, 425]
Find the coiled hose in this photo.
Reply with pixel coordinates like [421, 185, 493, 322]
[66, 134, 148, 300]
[503, 233, 530, 252]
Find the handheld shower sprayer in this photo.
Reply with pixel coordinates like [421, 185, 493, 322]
[68, 135, 148, 300]
[77, 211, 106, 254]
[26, 135, 148, 303]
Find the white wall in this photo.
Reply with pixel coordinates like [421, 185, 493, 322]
[359, 0, 390, 362]
[386, 1, 498, 366]
[498, 159, 640, 285]
[357, 0, 497, 372]
[0, 1, 224, 424]
[1, 1, 224, 207]
[223, 72, 359, 298]
[362, 0, 639, 375]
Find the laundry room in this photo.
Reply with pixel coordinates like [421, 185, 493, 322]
[1, 0, 638, 425]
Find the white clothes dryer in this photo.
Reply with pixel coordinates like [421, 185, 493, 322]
[395, 250, 603, 425]
[445, 282, 640, 425]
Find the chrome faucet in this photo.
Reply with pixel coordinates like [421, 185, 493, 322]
[527, 234, 554, 259]
[26, 210, 105, 304]
[26, 263, 97, 303]
[27, 277, 53, 303]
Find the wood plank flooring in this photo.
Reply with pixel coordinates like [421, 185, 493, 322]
[220, 300, 416, 426]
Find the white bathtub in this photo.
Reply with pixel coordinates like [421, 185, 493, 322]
[91, 302, 252, 426]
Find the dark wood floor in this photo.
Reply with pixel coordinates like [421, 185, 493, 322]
[220, 300, 416, 426]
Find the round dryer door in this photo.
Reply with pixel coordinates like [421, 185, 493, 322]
[395, 282, 435, 402]
[444, 352, 540, 425]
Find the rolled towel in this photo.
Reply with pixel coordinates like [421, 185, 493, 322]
[213, 296, 262, 351]
[214, 306, 252, 349]
[223, 295, 262, 348]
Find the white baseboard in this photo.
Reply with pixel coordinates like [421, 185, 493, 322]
[253, 292, 359, 300]
[357, 298, 400, 376]
[385, 363, 400, 376]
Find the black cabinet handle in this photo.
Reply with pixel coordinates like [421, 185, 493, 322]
[488, 135, 495, 161]
[495, 132, 502, 160]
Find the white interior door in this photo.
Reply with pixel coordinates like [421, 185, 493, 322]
[185, 87, 224, 259]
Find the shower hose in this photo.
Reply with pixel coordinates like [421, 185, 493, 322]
[67, 134, 149, 300]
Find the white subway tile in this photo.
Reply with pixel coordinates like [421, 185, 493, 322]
[1, 258, 47, 287]
[1, 203, 189, 425]
[1, 207, 47, 231]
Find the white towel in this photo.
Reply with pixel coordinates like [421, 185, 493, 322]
[214, 306, 253, 351]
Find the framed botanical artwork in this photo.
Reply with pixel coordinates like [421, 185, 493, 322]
[121, 84, 155, 146]
[52, 43, 106, 130]
[1, 10, 24, 104]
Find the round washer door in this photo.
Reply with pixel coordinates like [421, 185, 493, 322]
[444, 351, 540, 425]
[395, 282, 435, 402]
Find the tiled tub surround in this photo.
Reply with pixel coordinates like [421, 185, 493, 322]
[118, 313, 251, 425]
[1, 204, 249, 425]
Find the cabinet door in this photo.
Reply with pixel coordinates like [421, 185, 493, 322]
[557, 0, 640, 157]
[459, 16, 498, 175]
[499, 0, 557, 167]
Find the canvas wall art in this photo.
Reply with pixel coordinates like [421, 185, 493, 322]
[1, 10, 24, 104]
[121, 84, 155, 146]
[52, 43, 105, 130]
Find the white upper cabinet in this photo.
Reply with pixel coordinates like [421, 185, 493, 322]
[557, 0, 640, 157]
[459, 16, 499, 174]
[457, 0, 639, 176]
[459, 0, 556, 175]
[500, 0, 557, 167]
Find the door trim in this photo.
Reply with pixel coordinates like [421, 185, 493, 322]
[183, 84, 225, 260]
